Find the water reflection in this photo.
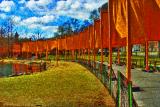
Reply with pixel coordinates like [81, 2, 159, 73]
[0, 63, 12, 77]
[0, 62, 46, 77]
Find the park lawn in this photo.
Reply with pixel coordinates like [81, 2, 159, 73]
[0, 61, 115, 107]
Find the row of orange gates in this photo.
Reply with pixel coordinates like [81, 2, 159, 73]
[0, 1, 160, 106]
[10, 0, 160, 78]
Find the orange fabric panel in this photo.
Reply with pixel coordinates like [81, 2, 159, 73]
[156, 0, 160, 8]
[22, 42, 29, 52]
[101, 10, 109, 48]
[144, 0, 160, 41]
[112, 0, 128, 38]
[38, 41, 45, 52]
[58, 38, 62, 50]
[83, 30, 87, 49]
[47, 40, 52, 50]
[73, 35, 77, 50]
[60, 38, 65, 50]
[83, 29, 89, 49]
[79, 32, 83, 49]
[11, 0, 160, 53]
[94, 19, 101, 49]
[81, 31, 85, 49]
[89, 25, 94, 49]
[66, 36, 73, 50]
[111, 0, 146, 44]
[74, 34, 79, 49]
[12, 43, 21, 53]
[70, 36, 74, 50]
[37, 41, 40, 52]
[101, 10, 126, 48]
[62, 38, 66, 50]
[30, 42, 36, 53]
[111, 0, 160, 43]
[66, 37, 69, 50]
[48, 40, 57, 50]
[77, 33, 81, 49]
[86, 28, 90, 49]
[69, 36, 73, 50]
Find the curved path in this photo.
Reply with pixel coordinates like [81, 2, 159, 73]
[106, 62, 160, 107]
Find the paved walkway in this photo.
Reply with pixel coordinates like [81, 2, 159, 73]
[105, 63, 160, 107]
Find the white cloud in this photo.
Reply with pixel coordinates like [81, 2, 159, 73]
[42, 15, 55, 23]
[30, 24, 42, 29]
[53, 0, 107, 20]
[71, 1, 81, 9]
[24, 24, 58, 38]
[0, 14, 7, 19]
[26, 0, 52, 11]
[19, 0, 26, 4]
[56, 1, 67, 10]
[23, 0, 107, 20]
[1, 0, 108, 38]
[21, 15, 56, 26]
[0, 1, 15, 12]
[84, 3, 97, 11]
[12, 16, 21, 23]
[38, 0, 52, 5]
[41, 26, 58, 32]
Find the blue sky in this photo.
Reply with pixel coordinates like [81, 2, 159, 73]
[0, 0, 107, 38]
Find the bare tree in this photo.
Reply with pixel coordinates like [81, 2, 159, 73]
[2, 17, 16, 57]
[0, 26, 5, 37]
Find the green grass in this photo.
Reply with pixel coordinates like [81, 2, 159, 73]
[0, 61, 115, 107]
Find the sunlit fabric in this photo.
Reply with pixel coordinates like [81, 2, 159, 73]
[144, 0, 160, 41]
[12, 43, 21, 53]
[101, 10, 109, 48]
[112, 0, 160, 42]
[6, 0, 160, 56]
[95, 20, 101, 48]
[155, 0, 160, 8]
[112, 0, 145, 40]
[89, 26, 94, 49]
[112, 0, 128, 38]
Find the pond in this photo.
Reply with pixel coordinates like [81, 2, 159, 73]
[0, 62, 46, 77]
[0, 63, 12, 77]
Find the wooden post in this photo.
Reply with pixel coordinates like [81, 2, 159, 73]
[45, 40, 48, 60]
[72, 50, 74, 61]
[100, 11, 104, 78]
[65, 36, 67, 61]
[56, 38, 58, 66]
[20, 43, 23, 58]
[88, 27, 91, 65]
[64, 50, 66, 61]
[126, 0, 132, 82]
[35, 41, 38, 59]
[108, 0, 113, 70]
[27, 42, 29, 59]
[93, 23, 96, 68]
[83, 49, 84, 62]
[145, 40, 149, 71]
[117, 71, 121, 107]
[78, 49, 80, 61]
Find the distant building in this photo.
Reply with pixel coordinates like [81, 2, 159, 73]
[132, 45, 141, 52]
[132, 41, 160, 52]
[149, 41, 160, 52]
